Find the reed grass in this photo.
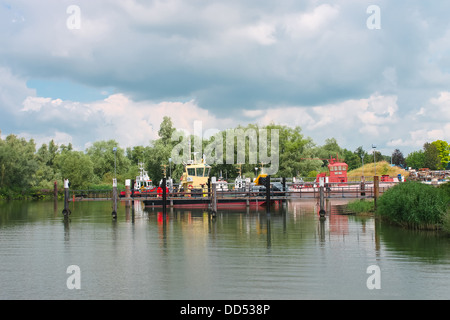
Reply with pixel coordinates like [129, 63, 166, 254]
[376, 181, 448, 230]
[443, 208, 450, 234]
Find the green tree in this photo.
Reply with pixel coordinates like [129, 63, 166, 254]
[343, 149, 360, 171]
[85, 140, 131, 183]
[266, 124, 314, 177]
[158, 116, 176, 146]
[391, 149, 406, 167]
[316, 138, 343, 160]
[423, 142, 440, 170]
[145, 118, 182, 183]
[54, 150, 94, 189]
[32, 140, 62, 189]
[0, 134, 38, 190]
[431, 140, 450, 169]
[146, 138, 173, 183]
[126, 145, 149, 164]
[354, 146, 370, 166]
[372, 150, 384, 162]
[406, 150, 425, 169]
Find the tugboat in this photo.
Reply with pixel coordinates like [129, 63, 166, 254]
[216, 171, 229, 192]
[142, 158, 275, 208]
[121, 162, 156, 197]
[234, 165, 251, 192]
[178, 153, 211, 197]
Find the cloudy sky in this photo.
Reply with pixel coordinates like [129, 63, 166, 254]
[1, 0, 449, 156]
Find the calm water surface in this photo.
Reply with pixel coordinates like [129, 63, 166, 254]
[0, 199, 449, 300]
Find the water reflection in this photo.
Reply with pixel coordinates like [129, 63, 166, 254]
[63, 216, 70, 242]
[0, 199, 449, 299]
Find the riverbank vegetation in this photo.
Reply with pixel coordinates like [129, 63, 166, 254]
[346, 199, 375, 215]
[0, 117, 449, 199]
[345, 182, 450, 233]
[376, 181, 450, 232]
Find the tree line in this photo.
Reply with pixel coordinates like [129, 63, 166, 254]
[0, 117, 448, 195]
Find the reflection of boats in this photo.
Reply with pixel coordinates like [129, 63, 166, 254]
[142, 196, 277, 209]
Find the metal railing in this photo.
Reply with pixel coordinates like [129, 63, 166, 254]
[68, 181, 397, 201]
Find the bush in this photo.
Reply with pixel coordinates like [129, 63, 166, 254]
[376, 181, 448, 230]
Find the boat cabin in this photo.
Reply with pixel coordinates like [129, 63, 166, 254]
[135, 162, 154, 191]
[316, 157, 348, 184]
[179, 154, 211, 192]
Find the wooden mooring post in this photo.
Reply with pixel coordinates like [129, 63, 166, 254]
[62, 179, 71, 216]
[318, 177, 326, 218]
[54, 180, 58, 200]
[374, 175, 379, 209]
[53, 180, 58, 212]
[112, 178, 118, 219]
[265, 175, 271, 214]
[125, 179, 131, 208]
[162, 177, 167, 216]
[131, 179, 135, 220]
[319, 186, 326, 218]
[360, 176, 366, 197]
[210, 179, 217, 215]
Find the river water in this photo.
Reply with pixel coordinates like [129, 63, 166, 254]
[0, 199, 449, 300]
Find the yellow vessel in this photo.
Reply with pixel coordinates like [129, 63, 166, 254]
[254, 163, 268, 186]
[179, 153, 211, 194]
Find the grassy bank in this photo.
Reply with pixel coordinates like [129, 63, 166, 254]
[346, 199, 375, 215]
[347, 161, 409, 182]
[376, 181, 449, 231]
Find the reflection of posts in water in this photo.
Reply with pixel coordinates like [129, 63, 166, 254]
[63, 215, 70, 241]
[318, 218, 326, 243]
[54, 180, 58, 215]
[125, 203, 131, 222]
[54, 199, 58, 216]
[266, 214, 272, 249]
[54, 180, 58, 214]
